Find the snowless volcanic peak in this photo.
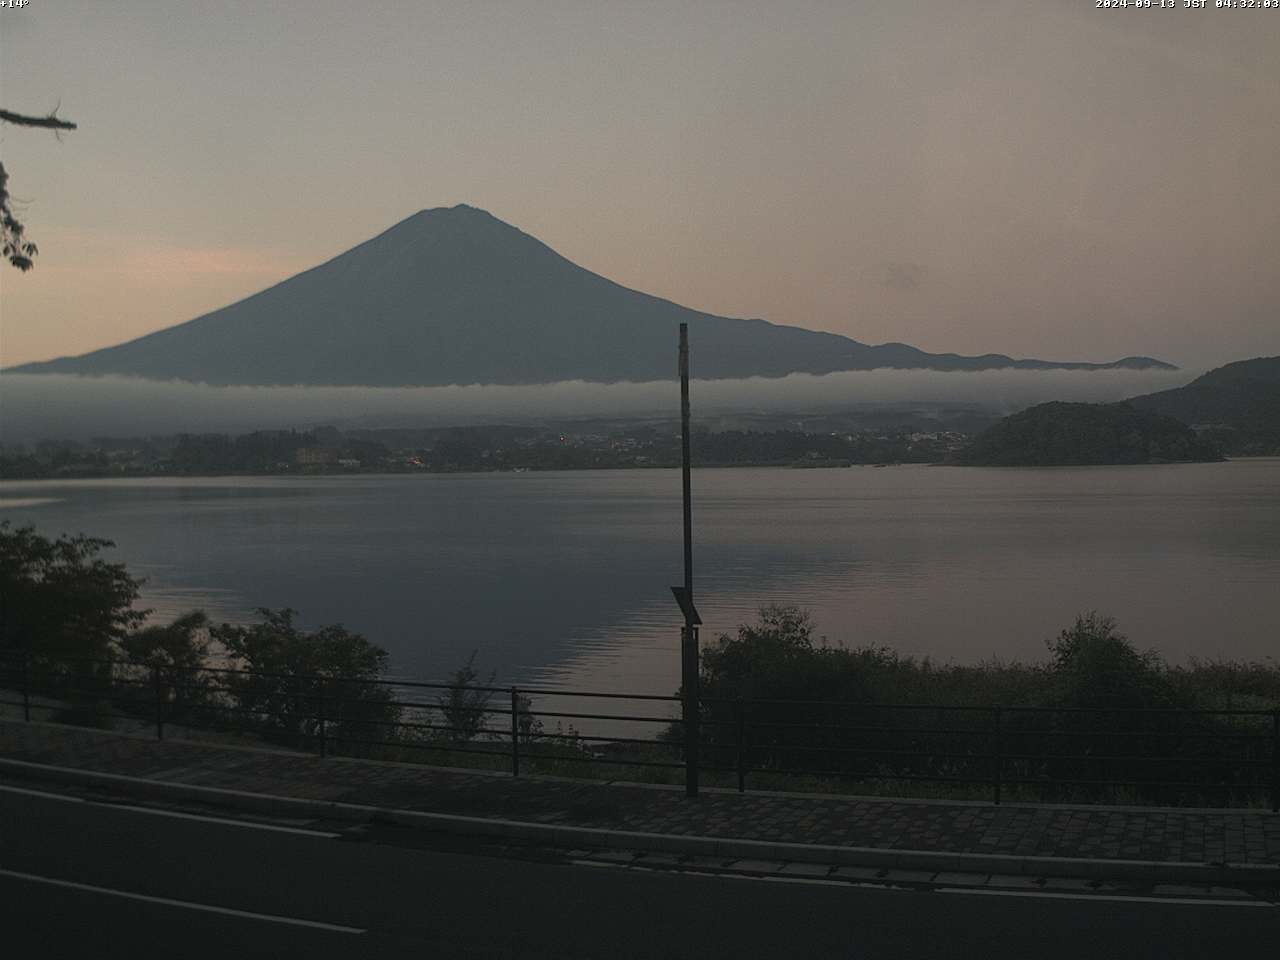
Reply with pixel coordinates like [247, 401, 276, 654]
[10, 205, 1175, 387]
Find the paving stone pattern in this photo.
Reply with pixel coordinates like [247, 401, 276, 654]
[3, 721, 1277, 866]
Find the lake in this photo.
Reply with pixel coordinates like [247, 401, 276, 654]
[2, 461, 1278, 698]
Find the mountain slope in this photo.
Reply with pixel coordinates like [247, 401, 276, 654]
[10, 205, 1176, 387]
[1128, 356, 1280, 455]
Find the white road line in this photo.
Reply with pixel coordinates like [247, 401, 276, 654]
[0, 783, 86, 803]
[936, 886, 1273, 908]
[572, 857, 1275, 909]
[0, 783, 341, 838]
[90, 804, 344, 838]
[0, 867, 367, 933]
[763, 875, 880, 889]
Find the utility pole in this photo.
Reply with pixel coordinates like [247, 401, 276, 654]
[672, 322, 701, 798]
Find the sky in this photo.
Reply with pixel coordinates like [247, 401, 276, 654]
[1, 1, 1277, 371]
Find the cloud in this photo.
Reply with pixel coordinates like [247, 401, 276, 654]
[882, 262, 925, 292]
[0, 367, 1196, 443]
[119, 243, 311, 282]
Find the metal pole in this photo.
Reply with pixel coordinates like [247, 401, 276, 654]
[22, 649, 31, 722]
[153, 663, 164, 741]
[1271, 711, 1279, 814]
[318, 688, 327, 758]
[736, 697, 746, 794]
[679, 323, 699, 798]
[992, 706, 1002, 805]
[511, 687, 521, 778]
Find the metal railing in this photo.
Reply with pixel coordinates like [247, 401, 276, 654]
[1, 651, 1276, 810]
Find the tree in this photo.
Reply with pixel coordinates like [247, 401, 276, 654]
[0, 521, 145, 720]
[675, 605, 841, 763]
[698, 604, 823, 695]
[211, 608, 399, 752]
[119, 610, 214, 724]
[0, 521, 147, 666]
[0, 107, 77, 271]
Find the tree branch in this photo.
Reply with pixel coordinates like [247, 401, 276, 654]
[0, 107, 77, 270]
[0, 108, 77, 131]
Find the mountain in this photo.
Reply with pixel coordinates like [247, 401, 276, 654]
[1128, 356, 1280, 456]
[8, 205, 1177, 387]
[956, 401, 1222, 466]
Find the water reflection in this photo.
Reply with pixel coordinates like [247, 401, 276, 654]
[1, 462, 1277, 696]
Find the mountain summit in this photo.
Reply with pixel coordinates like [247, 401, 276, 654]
[10, 205, 1175, 386]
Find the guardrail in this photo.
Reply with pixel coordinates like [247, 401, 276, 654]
[1, 651, 1276, 809]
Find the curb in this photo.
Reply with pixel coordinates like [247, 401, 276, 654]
[3, 756, 1277, 886]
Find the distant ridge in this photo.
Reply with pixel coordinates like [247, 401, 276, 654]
[8, 205, 1178, 387]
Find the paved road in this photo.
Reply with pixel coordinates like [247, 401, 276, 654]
[1, 785, 1277, 959]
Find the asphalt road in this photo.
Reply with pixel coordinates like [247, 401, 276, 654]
[1, 784, 1277, 959]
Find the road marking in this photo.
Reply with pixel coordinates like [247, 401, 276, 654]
[573, 855, 1274, 908]
[91, 804, 344, 838]
[0, 784, 86, 803]
[0, 868, 367, 933]
[0, 784, 341, 838]
[763, 875, 877, 889]
[582, 859, 909, 891]
[936, 886, 1273, 908]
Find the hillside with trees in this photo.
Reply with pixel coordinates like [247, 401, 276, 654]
[956, 401, 1223, 466]
[1128, 356, 1280, 456]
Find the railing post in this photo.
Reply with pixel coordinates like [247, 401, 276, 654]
[153, 663, 164, 741]
[735, 697, 746, 793]
[1271, 711, 1279, 814]
[992, 706, 1002, 805]
[511, 687, 520, 777]
[318, 687, 327, 758]
[21, 649, 31, 722]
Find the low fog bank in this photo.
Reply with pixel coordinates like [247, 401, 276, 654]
[0, 368, 1195, 443]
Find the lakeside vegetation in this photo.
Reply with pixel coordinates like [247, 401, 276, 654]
[677, 605, 1278, 804]
[3, 522, 1277, 805]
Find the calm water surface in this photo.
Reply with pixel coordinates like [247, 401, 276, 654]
[2, 461, 1278, 696]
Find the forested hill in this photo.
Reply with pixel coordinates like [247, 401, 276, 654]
[957, 402, 1223, 466]
[1128, 356, 1280, 455]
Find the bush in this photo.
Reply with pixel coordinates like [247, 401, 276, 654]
[437, 651, 496, 743]
[1044, 611, 1181, 709]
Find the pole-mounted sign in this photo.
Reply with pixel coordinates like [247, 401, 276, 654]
[670, 586, 701, 626]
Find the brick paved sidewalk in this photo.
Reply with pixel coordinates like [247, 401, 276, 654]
[2, 720, 1277, 867]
